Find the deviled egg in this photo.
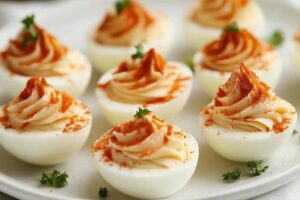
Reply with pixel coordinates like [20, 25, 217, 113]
[194, 23, 281, 97]
[0, 76, 92, 165]
[185, 0, 265, 50]
[0, 15, 92, 98]
[291, 29, 300, 77]
[199, 64, 297, 162]
[87, 0, 173, 72]
[95, 47, 192, 125]
[92, 109, 199, 199]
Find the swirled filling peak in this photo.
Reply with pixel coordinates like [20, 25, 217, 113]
[0, 77, 91, 133]
[94, 0, 156, 46]
[98, 48, 191, 105]
[202, 63, 296, 133]
[192, 0, 249, 28]
[93, 110, 190, 168]
[201, 26, 274, 72]
[0, 15, 79, 76]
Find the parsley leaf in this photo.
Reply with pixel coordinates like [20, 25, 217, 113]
[99, 187, 108, 198]
[22, 15, 35, 29]
[134, 107, 150, 118]
[268, 30, 284, 47]
[222, 168, 241, 183]
[40, 170, 68, 188]
[185, 53, 195, 73]
[293, 129, 298, 134]
[21, 14, 38, 47]
[224, 22, 240, 32]
[247, 161, 268, 176]
[115, 0, 129, 15]
[131, 44, 144, 59]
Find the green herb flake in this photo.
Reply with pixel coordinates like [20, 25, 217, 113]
[222, 168, 241, 183]
[247, 161, 268, 176]
[115, 0, 129, 15]
[185, 53, 195, 73]
[21, 14, 38, 47]
[134, 107, 150, 118]
[99, 187, 108, 198]
[268, 30, 284, 47]
[40, 170, 69, 188]
[224, 22, 240, 33]
[22, 15, 35, 29]
[293, 129, 298, 134]
[131, 44, 144, 59]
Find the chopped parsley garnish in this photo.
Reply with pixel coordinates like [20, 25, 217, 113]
[222, 168, 241, 183]
[268, 30, 284, 47]
[115, 0, 129, 15]
[40, 170, 68, 188]
[293, 129, 298, 134]
[185, 53, 195, 73]
[131, 44, 144, 59]
[224, 22, 240, 33]
[21, 14, 38, 47]
[134, 107, 150, 118]
[247, 161, 268, 176]
[99, 187, 108, 198]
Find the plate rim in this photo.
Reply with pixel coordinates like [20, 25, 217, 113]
[0, 0, 300, 200]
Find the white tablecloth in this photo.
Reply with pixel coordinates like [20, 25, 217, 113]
[0, 0, 299, 200]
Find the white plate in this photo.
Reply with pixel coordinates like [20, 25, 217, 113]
[1, 0, 300, 200]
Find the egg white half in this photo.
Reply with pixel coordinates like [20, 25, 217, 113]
[0, 106, 92, 165]
[0, 51, 92, 98]
[86, 16, 173, 73]
[291, 40, 300, 78]
[95, 62, 193, 125]
[184, 0, 265, 50]
[194, 52, 282, 98]
[93, 129, 199, 199]
[199, 112, 297, 162]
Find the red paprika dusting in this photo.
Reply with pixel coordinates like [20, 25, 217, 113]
[97, 82, 110, 90]
[1, 25, 68, 76]
[104, 148, 113, 162]
[204, 118, 213, 127]
[18, 77, 48, 100]
[134, 49, 166, 80]
[145, 76, 190, 106]
[92, 112, 184, 166]
[201, 29, 272, 72]
[60, 92, 74, 112]
[63, 104, 90, 133]
[0, 106, 12, 129]
[96, 0, 154, 45]
[97, 49, 191, 106]
[273, 118, 291, 133]
[0, 76, 90, 133]
[215, 63, 270, 109]
[203, 64, 295, 134]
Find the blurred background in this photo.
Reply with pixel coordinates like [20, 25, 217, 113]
[0, 0, 300, 28]
[0, 0, 300, 200]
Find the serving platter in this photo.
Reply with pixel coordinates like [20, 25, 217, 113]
[1, 0, 300, 199]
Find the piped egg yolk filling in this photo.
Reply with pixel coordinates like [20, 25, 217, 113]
[202, 63, 296, 133]
[93, 112, 190, 169]
[97, 49, 191, 106]
[0, 21, 82, 76]
[0, 77, 90, 133]
[191, 0, 249, 28]
[94, 0, 156, 46]
[200, 28, 274, 72]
